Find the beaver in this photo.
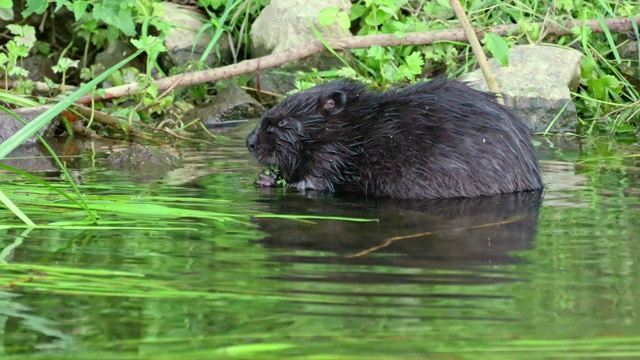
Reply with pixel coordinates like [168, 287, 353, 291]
[246, 77, 543, 199]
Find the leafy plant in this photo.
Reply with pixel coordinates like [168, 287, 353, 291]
[0, 24, 36, 91]
[52, 57, 79, 92]
[314, 0, 640, 133]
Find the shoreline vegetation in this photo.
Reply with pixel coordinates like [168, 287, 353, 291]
[0, 0, 638, 224]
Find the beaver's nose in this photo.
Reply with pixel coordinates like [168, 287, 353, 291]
[246, 130, 257, 152]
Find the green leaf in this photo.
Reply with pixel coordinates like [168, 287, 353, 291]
[395, 51, 424, 81]
[53, 57, 79, 73]
[586, 78, 607, 100]
[8, 67, 29, 78]
[6, 41, 29, 58]
[53, 0, 65, 12]
[0, 0, 12, 20]
[318, 7, 338, 28]
[146, 83, 159, 98]
[22, 0, 46, 16]
[72, 1, 89, 21]
[366, 45, 386, 61]
[0, 7, 13, 21]
[379, 5, 399, 19]
[364, 8, 390, 27]
[198, 0, 225, 10]
[404, 51, 424, 73]
[93, 0, 136, 36]
[6, 24, 21, 35]
[484, 33, 509, 67]
[18, 25, 36, 47]
[587, 75, 622, 101]
[580, 56, 595, 79]
[131, 36, 166, 56]
[336, 66, 357, 78]
[337, 11, 350, 31]
[350, 3, 367, 20]
[519, 20, 540, 41]
[555, 0, 573, 11]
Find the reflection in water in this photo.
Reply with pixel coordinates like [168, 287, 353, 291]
[258, 190, 541, 266]
[253, 191, 543, 321]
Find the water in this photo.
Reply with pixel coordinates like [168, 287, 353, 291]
[2, 135, 640, 359]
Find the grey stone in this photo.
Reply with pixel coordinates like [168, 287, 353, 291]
[107, 144, 181, 182]
[250, 0, 351, 70]
[23, 54, 58, 82]
[0, 106, 58, 146]
[187, 82, 265, 130]
[250, 72, 297, 97]
[160, 2, 233, 68]
[462, 45, 583, 132]
[0, 106, 61, 171]
[95, 40, 138, 71]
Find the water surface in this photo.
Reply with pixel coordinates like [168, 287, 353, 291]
[2, 135, 640, 359]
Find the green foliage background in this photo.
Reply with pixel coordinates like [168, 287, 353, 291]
[0, 0, 638, 133]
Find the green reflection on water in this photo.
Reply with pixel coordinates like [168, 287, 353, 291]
[2, 138, 640, 359]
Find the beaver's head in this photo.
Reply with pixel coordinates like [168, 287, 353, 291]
[246, 80, 363, 181]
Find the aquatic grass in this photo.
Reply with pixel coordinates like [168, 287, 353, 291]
[0, 181, 377, 231]
[0, 188, 34, 226]
[0, 223, 201, 231]
[0, 89, 40, 107]
[3, 332, 640, 359]
[0, 262, 339, 303]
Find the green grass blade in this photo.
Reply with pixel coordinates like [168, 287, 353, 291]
[597, 14, 621, 64]
[0, 164, 87, 209]
[631, 15, 640, 66]
[0, 189, 35, 226]
[0, 89, 40, 107]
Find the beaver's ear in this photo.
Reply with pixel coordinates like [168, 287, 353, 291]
[318, 91, 346, 116]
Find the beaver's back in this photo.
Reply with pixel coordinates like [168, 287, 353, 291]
[333, 79, 542, 198]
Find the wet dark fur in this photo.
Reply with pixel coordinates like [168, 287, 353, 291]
[246, 78, 543, 199]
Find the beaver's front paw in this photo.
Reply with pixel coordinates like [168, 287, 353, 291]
[256, 172, 279, 187]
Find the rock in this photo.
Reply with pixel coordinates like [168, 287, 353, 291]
[250, 72, 297, 99]
[187, 82, 265, 130]
[160, 2, 233, 68]
[95, 39, 145, 75]
[250, 0, 351, 70]
[0, 106, 59, 147]
[106, 144, 180, 182]
[619, 40, 639, 90]
[462, 45, 583, 132]
[0, 105, 63, 171]
[23, 54, 58, 82]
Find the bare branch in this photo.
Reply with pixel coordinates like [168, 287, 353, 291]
[76, 16, 640, 104]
